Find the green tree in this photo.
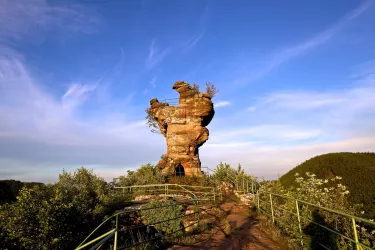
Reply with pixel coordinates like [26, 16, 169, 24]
[0, 167, 127, 249]
[114, 163, 165, 186]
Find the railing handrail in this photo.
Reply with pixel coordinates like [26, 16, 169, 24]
[76, 199, 204, 249]
[258, 190, 375, 227]
[113, 183, 219, 201]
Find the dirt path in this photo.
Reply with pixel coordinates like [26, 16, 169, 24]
[169, 202, 288, 250]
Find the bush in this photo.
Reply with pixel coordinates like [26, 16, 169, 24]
[0, 167, 129, 249]
[259, 172, 374, 249]
[114, 163, 165, 187]
[140, 200, 184, 239]
[205, 82, 218, 98]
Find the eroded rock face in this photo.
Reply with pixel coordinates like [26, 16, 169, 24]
[149, 81, 215, 176]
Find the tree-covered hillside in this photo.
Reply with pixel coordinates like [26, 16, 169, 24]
[280, 152, 375, 219]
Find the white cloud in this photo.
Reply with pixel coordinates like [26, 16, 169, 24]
[215, 101, 231, 108]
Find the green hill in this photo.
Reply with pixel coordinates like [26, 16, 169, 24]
[280, 152, 375, 219]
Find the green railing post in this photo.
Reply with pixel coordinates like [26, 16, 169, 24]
[295, 200, 303, 247]
[194, 200, 200, 222]
[246, 180, 249, 194]
[352, 218, 360, 250]
[242, 176, 245, 192]
[114, 214, 118, 250]
[269, 193, 275, 224]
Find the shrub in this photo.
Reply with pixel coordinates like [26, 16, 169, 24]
[191, 83, 200, 93]
[0, 167, 128, 249]
[205, 82, 218, 98]
[114, 163, 165, 186]
[140, 200, 183, 239]
[145, 107, 160, 134]
[259, 172, 374, 249]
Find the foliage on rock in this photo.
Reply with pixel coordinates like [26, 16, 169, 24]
[205, 81, 218, 98]
[145, 107, 159, 133]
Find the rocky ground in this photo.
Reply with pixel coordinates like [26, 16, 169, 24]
[169, 200, 288, 250]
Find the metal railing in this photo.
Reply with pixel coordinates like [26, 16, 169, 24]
[76, 199, 211, 250]
[114, 183, 217, 202]
[211, 167, 374, 249]
[255, 190, 375, 249]
[202, 166, 259, 195]
[161, 98, 179, 106]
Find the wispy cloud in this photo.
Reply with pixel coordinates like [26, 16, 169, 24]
[201, 136, 375, 179]
[215, 101, 231, 108]
[209, 125, 322, 144]
[247, 106, 256, 111]
[62, 83, 97, 110]
[0, 0, 164, 182]
[0, 0, 101, 43]
[0, 53, 164, 181]
[150, 76, 157, 88]
[182, 32, 204, 53]
[201, 60, 375, 178]
[145, 38, 172, 70]
[232, 0, 373, 86]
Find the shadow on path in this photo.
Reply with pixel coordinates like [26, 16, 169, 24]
[169, 202, 287, 250]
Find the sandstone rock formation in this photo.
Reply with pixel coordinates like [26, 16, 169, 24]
[148, 81, 215, 176]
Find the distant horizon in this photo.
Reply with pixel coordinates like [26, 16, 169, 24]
[2, 151, 374, 184]
[1, 0, 375, 183]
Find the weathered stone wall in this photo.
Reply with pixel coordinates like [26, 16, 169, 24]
[149, 81, 215, 176]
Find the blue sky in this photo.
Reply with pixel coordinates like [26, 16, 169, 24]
[1, 0, 375, 182]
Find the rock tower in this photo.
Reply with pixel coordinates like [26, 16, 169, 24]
[148, 81, 215, 176]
